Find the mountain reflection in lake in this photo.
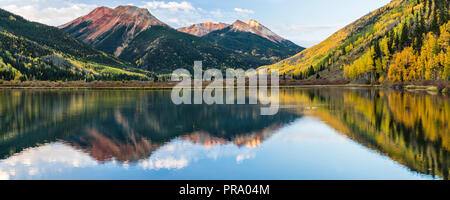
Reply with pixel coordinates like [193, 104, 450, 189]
[0, 88, 448, 180]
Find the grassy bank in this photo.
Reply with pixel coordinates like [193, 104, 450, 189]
[0, 80, 447, 93]
[0, 80, 371, 89]
[0, 80, 177, 89]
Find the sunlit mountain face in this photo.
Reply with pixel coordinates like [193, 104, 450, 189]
[177, 22, 230, 37]
[59, 5, 169, 57]
[0, 89, 448, 180]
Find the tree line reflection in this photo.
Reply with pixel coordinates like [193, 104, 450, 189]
[279, 88, 449, 180]
[0, 90, 298, 163]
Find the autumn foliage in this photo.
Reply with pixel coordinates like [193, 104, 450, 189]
[344, 0, 449, 83]
[269, 0, 449, 84]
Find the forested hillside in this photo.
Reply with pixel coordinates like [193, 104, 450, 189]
[266, 0, 449, 84]
[0, 8, 150, 81]
[117, 25, 267, 74]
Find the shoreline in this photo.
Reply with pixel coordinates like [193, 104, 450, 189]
[0, 82, 378, 90]
[0, 85, 378, 90]
[0, 84, 442, 92]
[0, 81, 447, 93]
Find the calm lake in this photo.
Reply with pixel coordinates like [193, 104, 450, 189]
[0, 88, 448, 180]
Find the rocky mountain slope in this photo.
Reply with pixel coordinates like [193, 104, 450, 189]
[204, 19, 304, 63]
[59, 5, 169, 57]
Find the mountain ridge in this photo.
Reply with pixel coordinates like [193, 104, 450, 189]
[203, 19, 304, 63]
[60, 5, 303, 74]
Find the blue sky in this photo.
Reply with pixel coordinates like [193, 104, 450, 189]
[0, 0, 391, 47]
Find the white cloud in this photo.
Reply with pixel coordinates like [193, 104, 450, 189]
[145, 1, 195, 12]
[142, 1, 255, 27]
[0, 0, 97, 26]
[234, 8, 254, 15]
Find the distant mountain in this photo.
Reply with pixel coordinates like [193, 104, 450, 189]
[177, 22, 230, 37]
[0, 8, 149, 81]
[204, 19, 304, 63]
[231, 19, 286, 43]
[60, 6, 268, 74]
[265, 0, 449, 83]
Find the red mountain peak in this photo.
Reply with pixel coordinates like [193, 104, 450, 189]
[59, 6, 169, 56]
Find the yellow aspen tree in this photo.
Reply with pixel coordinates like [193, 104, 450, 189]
[388, 47, 416, 82]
